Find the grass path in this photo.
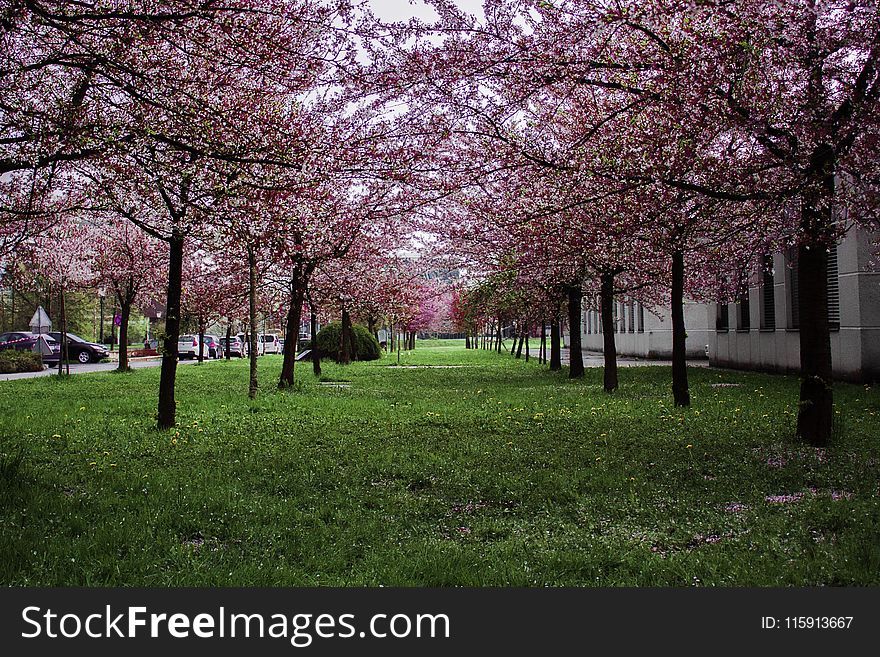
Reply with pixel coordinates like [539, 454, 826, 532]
[1, 340, 878, 585]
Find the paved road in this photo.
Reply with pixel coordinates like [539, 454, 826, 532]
[0, 356, 224, 381]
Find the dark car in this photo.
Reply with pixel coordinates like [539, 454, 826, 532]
[48, 331, 109, 364]
[0, 331, 61, 365]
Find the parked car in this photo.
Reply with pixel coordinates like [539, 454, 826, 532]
[177, 334, 206, 360]
[220, 335, 246, 358]
[298, 331, 311, 350]
[260, 333, 282, 355]
[0, 331, 61, 365]
[239, 333, 264, 356]
[203, 335, 223, 359]
[48, 331, 109, 364]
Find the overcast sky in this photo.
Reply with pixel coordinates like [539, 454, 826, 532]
[367, 0, 484, 23]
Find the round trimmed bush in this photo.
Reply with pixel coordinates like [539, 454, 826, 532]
[315, 322, 381, 362]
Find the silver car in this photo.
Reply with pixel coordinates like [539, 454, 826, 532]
[177, 334, 205, 360]
[221, 335, 246, 358]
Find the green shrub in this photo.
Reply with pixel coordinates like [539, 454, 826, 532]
[316, 322, 381, 362]
[0, 350, 44, 373]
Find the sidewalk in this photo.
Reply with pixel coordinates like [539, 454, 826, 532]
[523, 345, 709, 368]
[0, 355, 205, 382]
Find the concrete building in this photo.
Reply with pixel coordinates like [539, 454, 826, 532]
[711, 227, 879, 382]
[579, 226, 879, 382]
[581, 299, 713, 359]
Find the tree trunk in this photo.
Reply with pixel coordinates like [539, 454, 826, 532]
[310, 299, 321, 377]
[796, 152, 835, 446]
[540, 320, 546, 364]
[197, 320, 205, 364]
[247, 243, 259, 400]
[225, 323, 232, 361]
[495, 317, 502, 353]
[98, 293, 104, 344]
[567, 283, 584, 379]
[796, 241, 833, 445]
[549, 318, 562, 371]
[671, 249, 690, 407]
[57, 286, 67, 376]
[117, 295, 132, 372]
[525, 332, 529, 362]
[465, 332, 471, 349]
[340, 306, 352, 365]
[515, 332, 524, 359]
[600, 272, 619, 392]
[157, 232, 184, 430]
[279, 274, 305, 388]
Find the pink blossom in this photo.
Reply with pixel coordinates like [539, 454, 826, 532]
[765, 493, 804, 504]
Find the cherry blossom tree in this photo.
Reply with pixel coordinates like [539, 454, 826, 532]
[20, 219, 97, 374]
[367, 0, 879, 443]
[181, 252, 234, 363]
[92, 219, 167, 371]
[78, 0, 358, 428]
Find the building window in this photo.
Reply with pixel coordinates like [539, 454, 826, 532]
[628, 301, 635, 333]
[827, 242, 840, 330]
[760, 254, 776, 330]
[619, 301, 627, 333]
[716, 303, 729, 332]
[637, 303, 645, 333]
[786, 243, 839, 329]
[787, 247, 800, 329]
[737, 287, 750, 331]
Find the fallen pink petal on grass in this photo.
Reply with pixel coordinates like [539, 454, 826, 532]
[765, 493, 804, 504]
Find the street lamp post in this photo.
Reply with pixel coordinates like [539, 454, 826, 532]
[110, 299, 117, 351]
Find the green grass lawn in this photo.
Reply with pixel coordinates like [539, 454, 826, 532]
[1, 339, 878, 586]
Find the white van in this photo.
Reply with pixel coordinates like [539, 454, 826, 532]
[260, 333, 282, 355]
